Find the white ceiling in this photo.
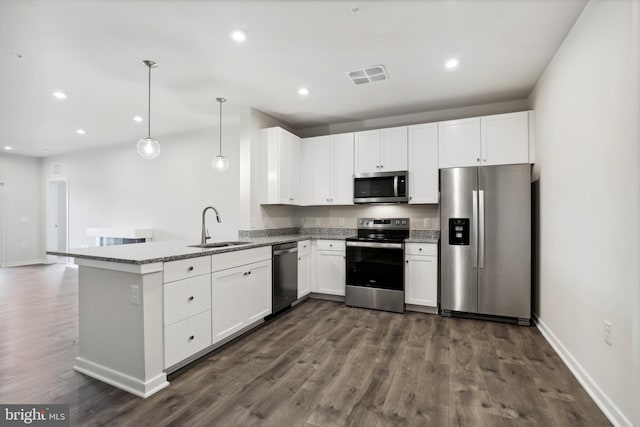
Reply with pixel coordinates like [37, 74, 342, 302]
[0, 0, 587, 157]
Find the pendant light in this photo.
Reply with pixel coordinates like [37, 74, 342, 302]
[214, 97, 229, 171]
[136, 60, 161, 159]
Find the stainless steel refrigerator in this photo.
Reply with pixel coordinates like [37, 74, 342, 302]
[440, 164, 531, 325]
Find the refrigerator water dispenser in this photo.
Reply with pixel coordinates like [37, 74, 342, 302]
[448, 218, 470, 245]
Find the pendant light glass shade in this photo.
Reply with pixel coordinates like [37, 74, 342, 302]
[137, 137, 161, 159]
[137, 60, 160, 159]
[214, 97, 229, 172]
[214, 155, 229, 171]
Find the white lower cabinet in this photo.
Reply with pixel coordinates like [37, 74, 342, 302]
[404, 243, 438, 308]
[315, 240, 346, 296]
[245, 260, 272, 323]
[211, 249, 272, 345]
[297, 240, 311, 298]
[164, 310, 212, 368]
[211, 266, 247, 343]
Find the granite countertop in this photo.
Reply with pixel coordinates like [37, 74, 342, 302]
[48, 228, 439, 265]
[47, 232, 356, 265]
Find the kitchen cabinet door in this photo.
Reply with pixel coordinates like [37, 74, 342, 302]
[297, 240, 311, 298]
[245, 260, 272, 324]
[408, 123, 438, 204]
[354, 130, 381, 174]
[405, 254, 437, 307]
[211, 266, 246, 343]
[316, 247, 345, 296]
[301, 136, 331, 205]
[438, 117, 481, 168]
[264, 127, 301, 205]
[288, 133, 301, 204]
[380, 126, 408, 171]
[481, 111, 529, 166]
[329, 133, 354, 204]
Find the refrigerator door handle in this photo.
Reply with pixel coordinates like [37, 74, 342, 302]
[479, 190, 485, 269]
[472, 190, 478, 269]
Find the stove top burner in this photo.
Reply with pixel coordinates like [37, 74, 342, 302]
[350, 217, 410, 243]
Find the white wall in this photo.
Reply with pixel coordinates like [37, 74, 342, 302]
[40, 116, 243, 250]
[0, 153, 42, 266]
[296, 99, 529, 137]
[528, 1, 639, 425]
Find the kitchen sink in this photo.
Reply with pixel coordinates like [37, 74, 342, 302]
[188, 241, 251, 249]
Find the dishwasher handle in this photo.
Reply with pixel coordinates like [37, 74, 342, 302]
[273, 247, 298, 256]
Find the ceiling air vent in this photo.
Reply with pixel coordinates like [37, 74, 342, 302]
[347, 65, 389, 85]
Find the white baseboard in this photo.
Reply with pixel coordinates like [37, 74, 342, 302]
[74, 357, 169, 398]
[534, 314, 631, 427]
[3, 258, 47, 267]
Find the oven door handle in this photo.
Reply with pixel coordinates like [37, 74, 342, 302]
[346, 241, 404, 249]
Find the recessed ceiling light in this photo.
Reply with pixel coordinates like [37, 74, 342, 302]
[52, 91, 67, 99]
[231, 30, 247, 43]
[3, 146, 13, 151]
[445, 58, 459, 69]
[298, 87, 309, 96]
[133, 116, 143, 122]
[76, 129, 86, 135]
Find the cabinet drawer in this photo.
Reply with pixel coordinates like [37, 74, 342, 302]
[164, 256, 211, 283]
[211, 246, 271, 273]
[164, 274, 211, 326]
[298, 240, 311, 256]
[405, 243, 437, 256]
[316, 240, 345, 252]
[164, 310, 212, 368]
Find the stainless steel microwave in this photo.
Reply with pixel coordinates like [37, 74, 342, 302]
[353, 171, 408, 204]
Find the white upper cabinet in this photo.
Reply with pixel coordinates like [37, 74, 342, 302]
[480, 111, 529, 166]
[438, 117, 481, 168]
[354, 126, 407, 173]
[408, 123, 438, 204]
[301, 133, 354, 206]
[438, 111, 531, 168]
[264, 127, 301, 205]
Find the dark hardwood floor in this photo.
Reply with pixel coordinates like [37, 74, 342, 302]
[0, 264, 611, 426]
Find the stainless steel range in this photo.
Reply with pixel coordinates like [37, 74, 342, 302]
[345, 218, 409, 313]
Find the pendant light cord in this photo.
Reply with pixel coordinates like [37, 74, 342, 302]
[219, 100, 223, 156]
[147, 64, 152, 138]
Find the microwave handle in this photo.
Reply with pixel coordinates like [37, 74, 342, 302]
[393, 175, 398, 197]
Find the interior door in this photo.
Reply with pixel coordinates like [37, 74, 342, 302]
[440, 166, 478, 313]
[477, 164, 531, 319]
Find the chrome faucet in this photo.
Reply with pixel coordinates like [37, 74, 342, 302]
[201, 206, 222, 244]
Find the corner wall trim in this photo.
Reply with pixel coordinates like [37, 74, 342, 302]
[533, 313, 631, 427]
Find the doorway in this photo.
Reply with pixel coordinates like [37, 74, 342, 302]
[46, 178, 69, 264]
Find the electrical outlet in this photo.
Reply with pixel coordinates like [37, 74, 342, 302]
[131, 285, 140, 305]
[603, 320, 613, 346]
[423, 218, 430, 228]
[19, 242, 26, 249]
[315, 218, 321, 226]
[20, 216, 28, 223]
[338, 217, 345, 226]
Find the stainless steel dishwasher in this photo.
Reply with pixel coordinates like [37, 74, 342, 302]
[272, 242, 298, 313]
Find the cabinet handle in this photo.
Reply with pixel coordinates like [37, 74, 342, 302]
[409, 196, 412, 201]
[188, 296, 194, 301]
[476, 158, 480, 163]
[419, 248, 422, 251]
[406, 260, 409, 263]
[298, 257, 301, 261]
[248, 271, 251, 275]
[483, 158, 487, 162]
[189, 335, 195, 340]
[187, 266, 194, 272]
